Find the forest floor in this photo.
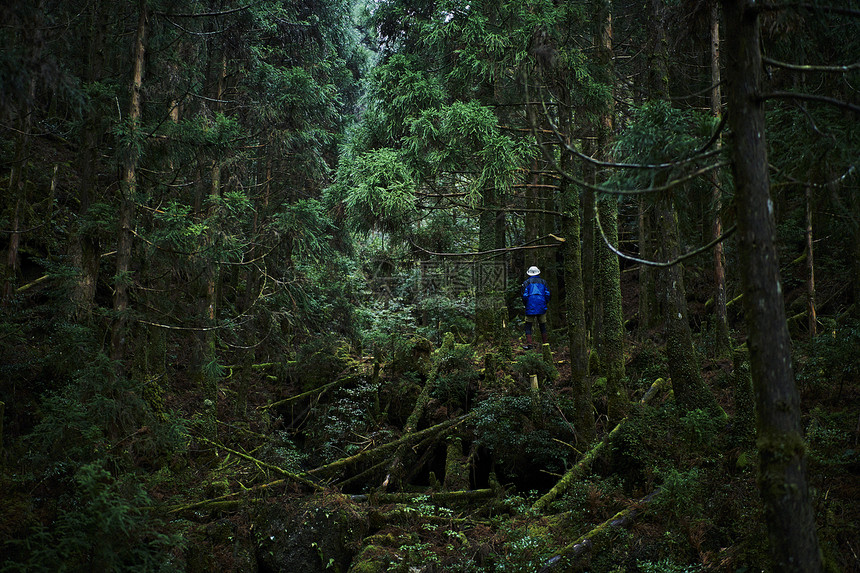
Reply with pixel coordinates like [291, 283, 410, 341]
[139, 320, 859, 573]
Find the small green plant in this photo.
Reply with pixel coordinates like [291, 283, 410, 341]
[512, 351, 558, 384]
[679, 408, 721, 450]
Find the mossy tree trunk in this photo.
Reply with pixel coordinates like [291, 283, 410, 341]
[723, 0, 822, 569]
[637, 202, 660, 335]
[562, 180, 595, 443]
[559, 58, 597, 444]
[649, 0, 719, 416]
[594, 9, 630, 421]
[581, 136, 596, 341]
[654, 194, 720, 414]
[596, 195, 630, 422]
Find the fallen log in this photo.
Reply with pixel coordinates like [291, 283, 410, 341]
[350, 488, 494, 505]
[309, 413, 475, 479]
[539, 489, 660, 572]
[531, 378, 669, 513]
[163, 477, 293, 514]
[196, 435, 323, 491]
[380, 333, 453, 490]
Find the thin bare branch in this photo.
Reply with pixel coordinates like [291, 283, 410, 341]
[756, 3, 860, 18]
[760, 91, 860, 114]
[154, 4, 253, 18]
[594, 196, 737, 268]
[409, 234, 565, 258]
[763, 56, 860, 73]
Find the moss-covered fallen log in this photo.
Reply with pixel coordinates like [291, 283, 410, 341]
[539, 489, 660, 571]
[309, 413, 475, 479]
[259, 373, 360, 410]
[350, 488, 495, 505]
[531, 378, 669, 514]
[163, 477, 292, 514]
[380, 333, 455, 490]
[196, 435, 323, 491]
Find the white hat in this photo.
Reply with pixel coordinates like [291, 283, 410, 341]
[526, 266, 541, 276]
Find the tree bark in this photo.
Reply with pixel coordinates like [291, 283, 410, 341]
[70, 0, 108, 323]
[559, 71, 595, 444]
[709, 0, 732, 356]
[637, 201, 659, 334]
[595, 2, 629, 422]
[111, 0, 148, 364]
[723, 1, 822, 569]
[805, 184, 817, 337]
[649, 0, 719, 416]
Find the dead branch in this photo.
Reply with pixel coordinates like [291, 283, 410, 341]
[309, 413, 475, 479]
[350, 488, 495, 505]
[196, 435, 324, 491]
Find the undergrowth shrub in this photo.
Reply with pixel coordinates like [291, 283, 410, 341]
[3, 460, 182, 572]
[304, 377, 382, 464]
[796, 318, 860, 395]
[512, 351, 558, 384]
[290, 337, 356, 391]
[473, 392, 577, 481]
[430, 336, 479, 409]
[678, 408, 721, 451]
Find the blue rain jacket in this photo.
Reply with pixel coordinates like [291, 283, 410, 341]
[521, 275, 551, 316]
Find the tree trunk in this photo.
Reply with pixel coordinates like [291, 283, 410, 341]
[649, 0, 719, 416]
[637, 201, 659, 334]
[595, 5, 629, 422]
[562, 167, 595, 444]
[70, 0, 108, 323]
[723, 1, 822, 569]
[655, 194, 720, 414]
[476, 187, 505, 344]
[111, 0, 148, 364]
[3, 78, 37, 305]
[805, 184, 817, 337]
[581, 137, 596, 341]
[709, 0, 732, 356]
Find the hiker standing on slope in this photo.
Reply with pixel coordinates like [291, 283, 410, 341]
[521, 265, 550, 349]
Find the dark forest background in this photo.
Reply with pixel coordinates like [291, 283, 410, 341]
[1, 0, 858, 571]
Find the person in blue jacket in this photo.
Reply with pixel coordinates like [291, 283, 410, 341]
[521, 265, 550, 349]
